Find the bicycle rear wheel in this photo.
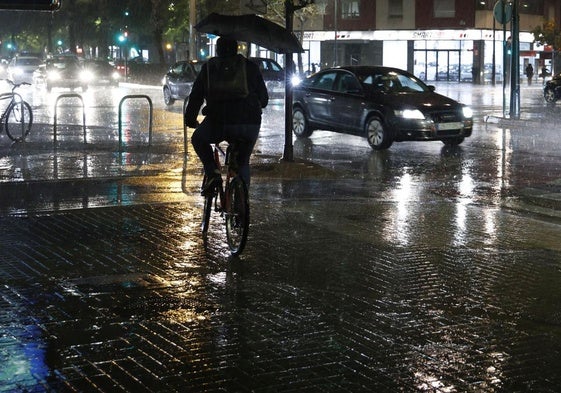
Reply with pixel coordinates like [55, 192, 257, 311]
[225, 176, 249, 256]
[5, 101, 33, 141]
[201, 175, 214, 234]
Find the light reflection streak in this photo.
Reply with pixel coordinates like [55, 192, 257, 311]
[495, 128, 512, 196]
[384, 171, 414, 247]
[453, 170, 474, 247]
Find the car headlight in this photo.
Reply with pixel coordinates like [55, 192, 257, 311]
[462, 106, 473, 119]
[12, 67, 24, 76]
[112, 71, 120, 80]
[397, 109, 425, 120]
[80, 70, 94, 82]
[47, 70, 61, 81]
[291, 74, 302, 86]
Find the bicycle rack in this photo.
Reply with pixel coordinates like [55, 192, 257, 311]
[118, 95, 153, 152]
[53, 93, 87, 145]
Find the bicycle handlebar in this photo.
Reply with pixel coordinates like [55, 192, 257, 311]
[2, 79, 31, 89]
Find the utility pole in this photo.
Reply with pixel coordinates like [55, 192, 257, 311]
[283, 0, 296, 162]
[189, 0, 196, 60]
[282, 0, 313, 162]
[509, 0, 520, 119]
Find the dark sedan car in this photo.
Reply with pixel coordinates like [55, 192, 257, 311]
[249, 57, 285, 98]
[292, 66, 473, 150]
[33, 55, 88, 92]
[162, 60, 203, 105]
[544, 73, 561, 103]
[82, 60, 121, 86]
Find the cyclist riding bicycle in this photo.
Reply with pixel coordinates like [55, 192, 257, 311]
[185, 37, 269, 195]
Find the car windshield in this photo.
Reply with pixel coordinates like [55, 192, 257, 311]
[47, 59, 80, 70]
[359, 71, 429, 93]
[18, 58, 41, 66]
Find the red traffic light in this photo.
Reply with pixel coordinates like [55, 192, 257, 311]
[0, 0, 61, 11]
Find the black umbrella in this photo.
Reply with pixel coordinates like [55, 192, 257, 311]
[195, 13, 304, 54]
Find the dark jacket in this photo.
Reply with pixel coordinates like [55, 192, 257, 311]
[185, 55, 269, 127]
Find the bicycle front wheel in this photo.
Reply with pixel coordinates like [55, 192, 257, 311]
[225, 176, 249, 256]
[5, 101, 33, 141]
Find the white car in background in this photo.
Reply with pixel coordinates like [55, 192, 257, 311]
[7, 56, 42, 84]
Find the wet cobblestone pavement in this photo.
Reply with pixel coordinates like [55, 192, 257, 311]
[2, 84, 561, 392]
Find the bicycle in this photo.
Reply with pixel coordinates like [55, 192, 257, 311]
[201, 140, 250, 256]
[0, 79, 33, 142]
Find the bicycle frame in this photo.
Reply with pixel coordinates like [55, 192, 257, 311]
[201, 140, 250, 256]
[212, 142, 236, 213]
[0, 80, 33, 141]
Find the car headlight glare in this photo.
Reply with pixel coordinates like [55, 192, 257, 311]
[398, 109, 425, 120]
[291, 75, 302, 86]
[462, 106, 473, 118]
[80, 70, 94, 82]
[47, 71, 61, 81]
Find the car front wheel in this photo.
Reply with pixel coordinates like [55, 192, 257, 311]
[163, 86, 175, 106]
[365, 116, 393, 150]
[544, 87, 557, 103]
[292, 107, 313, 138]
[442, 136, 465, 146]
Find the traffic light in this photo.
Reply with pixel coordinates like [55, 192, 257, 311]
[0, 0, 61, 11]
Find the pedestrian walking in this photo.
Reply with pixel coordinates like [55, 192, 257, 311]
[525, 63, 534, 85]
[185, 37, 269, 193]
[541, 65, 549, 85]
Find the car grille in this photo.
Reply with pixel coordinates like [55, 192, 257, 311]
[429, 110, 462, 123]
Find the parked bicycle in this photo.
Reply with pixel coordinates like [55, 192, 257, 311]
[201, 140, 250, 256]
[0, 79, 33, 142]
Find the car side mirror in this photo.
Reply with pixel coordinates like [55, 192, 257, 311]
[428, 85, 436, 92]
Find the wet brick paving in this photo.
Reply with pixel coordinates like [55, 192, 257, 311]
[2, 184, 561, 391]
[2, 86, 561, 391]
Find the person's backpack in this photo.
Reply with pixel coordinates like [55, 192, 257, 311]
[206, 54, 249, 101]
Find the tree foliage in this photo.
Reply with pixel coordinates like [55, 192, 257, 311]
[0, 0, 317, 64]
[531, 20, 561, 50]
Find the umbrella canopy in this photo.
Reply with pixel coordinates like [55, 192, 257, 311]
[195, 13, 304, 54]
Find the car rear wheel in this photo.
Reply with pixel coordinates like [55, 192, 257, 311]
[365, 116, 393, 150]
[292, 106, 313, 138]
[163, 86, 175, 106]
[544, 87, 557, 103]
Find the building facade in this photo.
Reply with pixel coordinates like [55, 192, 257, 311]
[291, 0, 561, 83]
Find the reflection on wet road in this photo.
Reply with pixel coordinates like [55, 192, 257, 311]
[1, 82, 561, 390]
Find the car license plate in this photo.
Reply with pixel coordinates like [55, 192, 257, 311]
[437, 122, 463, 130]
